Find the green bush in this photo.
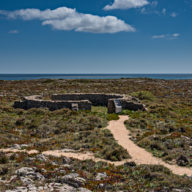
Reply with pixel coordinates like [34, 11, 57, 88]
[0, 153, 8, 164]
[107, 114, 119, 121]
[0, 167, 8, 175]
[132, 91, 155, 101]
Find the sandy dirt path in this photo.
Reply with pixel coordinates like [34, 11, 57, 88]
[107, 115, 192, 176]
[42, 150, 130, 166]
[0, 148, 38, 154]
[0, 148, 130, 166]
[1, 115, 192, 176]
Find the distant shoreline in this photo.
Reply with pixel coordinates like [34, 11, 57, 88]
[1, 74, 192, 80]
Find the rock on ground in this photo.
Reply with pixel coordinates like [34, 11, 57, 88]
[57, 173, 86, 188]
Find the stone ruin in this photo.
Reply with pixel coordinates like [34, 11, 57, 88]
[13, 95, 91, 111]
[13, 93, 146, 113]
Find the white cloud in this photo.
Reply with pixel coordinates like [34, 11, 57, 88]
[0, 7, 135, 34]
[3, 7, 76, 20]
[152, 34, 166, 39]
[152, 33, 180, 40]
[162, 8, 166, 15]
[170, 12, 177, 18]
[172, 33, 180, 37]
[140, 1, 162, 15]
[104, 0, 149, 10]
[141, 5, 177, 18]
[8, 30, 19, 34]
[140, 7, 159, 15]
[151, 1, 158, 7]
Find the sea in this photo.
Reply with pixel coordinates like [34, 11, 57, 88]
[0, 74, 192, 80]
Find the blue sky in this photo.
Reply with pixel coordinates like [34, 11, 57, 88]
[0, 0, 192, 73]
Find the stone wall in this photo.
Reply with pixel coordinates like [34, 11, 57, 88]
[13, 95, 91, 111]
[52, 93, 146, 112]
[51, 93, 123, 106]
[120, 99, 145, 111]
[107, 97, 146, 113]
[108, 99, 116, 113]
[13, 94, 146, 112]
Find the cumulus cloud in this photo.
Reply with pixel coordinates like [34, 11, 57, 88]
[2, 7, 76, 20]
[8, 30, 19, 34]
[104, 0, 149, 10]
[0, 7, 135, 33]
[152, 33, 180, 40]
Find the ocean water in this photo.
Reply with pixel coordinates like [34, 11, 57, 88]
[0, 74, 192, 80]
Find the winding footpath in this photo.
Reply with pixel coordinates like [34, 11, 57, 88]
[1, 115, 192, 176]
[106, 115, 192, 176]
[42, 150, 129, 166]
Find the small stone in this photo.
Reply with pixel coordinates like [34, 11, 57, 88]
[27, 184, 37, 191]
[95, 172, 107, 181]
[58, 183, 76, 192]
[9, 175, 18, 183]
[63, 164, 71, 169]
[41, 168, 47, 173]
[6, 187, 28, 192]
[78, 188, 92, 192]
[38, 186, 44, 191]
[36, 154, 48, 162]
[20, 144, 29, 149]
[58, 173, 86, 188]
[99, 183, 105, 188]
[20, 177, 34, 185]
[62, 157, 71, 164]
[61, 149, 77, 153]
[11, 144, 21, 150]
[60, 169, 66, 174]
[16, 167, 36, 177]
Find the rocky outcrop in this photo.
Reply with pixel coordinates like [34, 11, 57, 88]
[5, 167, 91, 192]
[5, 183, 91, 192]
[16, 167, 45, 181]
[58, 173, 86, 188]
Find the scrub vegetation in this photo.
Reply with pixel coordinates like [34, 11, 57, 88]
[0, 78, 192, 191]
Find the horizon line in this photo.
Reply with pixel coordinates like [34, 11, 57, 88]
[1, 73, 192, 75]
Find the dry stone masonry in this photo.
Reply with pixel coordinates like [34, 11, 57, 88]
[14, 95, 91, 111]
[13, 93, 146, 113]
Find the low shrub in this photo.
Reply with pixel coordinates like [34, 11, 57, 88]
[107, 114, 119, 121]
[132, 91, 155, 101]
[0, 153, 8, 164]
[0, 167, 8, 175]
